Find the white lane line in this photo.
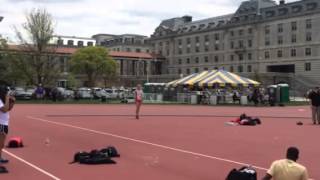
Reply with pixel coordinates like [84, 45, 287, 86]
[27, 116, 268, 171]
[3, 149, 61, 180]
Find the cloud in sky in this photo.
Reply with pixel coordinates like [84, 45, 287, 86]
[0, 0, 299, 42]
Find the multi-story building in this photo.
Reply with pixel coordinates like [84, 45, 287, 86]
[150, 0, 320, 94]
[50, 35, 96, 47]
[3, 45, 163, 87]
[92, 34, 151, 53]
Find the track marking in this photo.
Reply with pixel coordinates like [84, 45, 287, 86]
[3, 149, 61, 180]
[27, 116, 268, 171]
[46, 114, 311, 119]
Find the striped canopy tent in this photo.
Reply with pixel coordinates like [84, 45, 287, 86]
[166, 70, 260, 88]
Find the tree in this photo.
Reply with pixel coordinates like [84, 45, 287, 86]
[70, 47, 117, 87]
[0, 38, 9, 85]
[101, 57, 117, 87]
[8, 8, 59, 87]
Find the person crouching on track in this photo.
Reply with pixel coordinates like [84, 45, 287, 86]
[135, 84, 143, 119]
[0, 86, 15, 164]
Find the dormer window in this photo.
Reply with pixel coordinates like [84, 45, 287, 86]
[265, 10, 275, 17]
[67, 40, 74, 46]
[292, 5, 302, 13]
[306, 2, 318, 11]
[278, 8, 288, 16]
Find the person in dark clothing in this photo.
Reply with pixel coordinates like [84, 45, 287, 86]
[252, 89, 259, 106]
[307, 87, 320, 124]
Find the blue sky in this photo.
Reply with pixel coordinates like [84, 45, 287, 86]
[0, 0, 298, 42]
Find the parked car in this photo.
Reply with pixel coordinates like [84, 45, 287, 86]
[13, 87, 33, 100]
[92, 87, 109, 99]
[104, 88, 118, 99]
[76, 87, 93, 99]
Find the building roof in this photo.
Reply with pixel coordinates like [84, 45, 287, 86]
[53, 35, 95, 41]
[5, 45, 162, 60]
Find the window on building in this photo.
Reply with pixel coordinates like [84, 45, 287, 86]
[178, 59, 182, 64]
[186, 68, 190, 74]
[239, 54, 244, 61]
[195, 57, 199, 63]
[178, 69, 182, 74]
[214, 33, 220, 40]
[291, 34, 297, 43]
[187, 47, 191, 53]
[204, 67, 209, 71]
[265, 25, 270, 34]
[248, 53, 252, 60]
[187, 38, 191, 44]
[305, 48, 312, 56]
[265, 51, 270, 59]
[215, 45, 219, 51]
[195, 68, 199, 73]
[278, 36, 283, 45]
[277, 50, 283, 58]
[247, 65, 252, 72]
[205, 45, 209, 52]
[178, 39, 182, 45]
[187, 58, 190, 64]
[305, 62, 311, 71]
[127, 48, 131, 52]
[248, 28, 253, 34]
[265, 38, 270, 46]
[306, 19, 312, 29]
[230, 55, 234, 61]
[291, 49, 297, 57]
[278, 23, 283, 33]
[230, 66, 234, 72]
[87, 42, 93, 46]
[204, 56, 209, 63]
[238, 65, 243, 72]
[291, 21, 297, 31]
[195, 36, 200, 43]
[214, 56, 219, 62]
[136, 48, 141, 53]
[238, 29, 244, 36]
[67, 40, 74, 46]
[306, 32, 312, 41]
[178, 49, 182, 54]
[230, 41, 234, 49]
[248, 39, 252, 47]
[230, 31, 234, 37]
[195, 46, 200, 53]
[57, 39, 63, 45]
[59, 57, 65, 73]
[238, 40, 244, 48]
[204, 35, 209, 42]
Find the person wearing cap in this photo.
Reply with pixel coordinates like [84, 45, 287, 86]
[262, 147, 309, 180]
[307, 87, 320, 124]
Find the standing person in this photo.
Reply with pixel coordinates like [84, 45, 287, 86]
[0, 86, 15, 165]
[35, 84, 45, 100]
[307, 87, 320, 124]
[262, 147, 309, 180]
[252, 88, 259, 106]
[135, 84, 143, 119]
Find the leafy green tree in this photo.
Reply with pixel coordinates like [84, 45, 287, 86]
[70, 47, 117, 87]
[9, 8, 59, 87]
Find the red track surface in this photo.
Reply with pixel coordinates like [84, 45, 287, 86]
[1, 104, 319, 180]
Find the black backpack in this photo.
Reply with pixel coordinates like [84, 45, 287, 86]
[100, 146, 120, 158]
[70, 150, 116, 165]
[226, 166, 257, 180]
